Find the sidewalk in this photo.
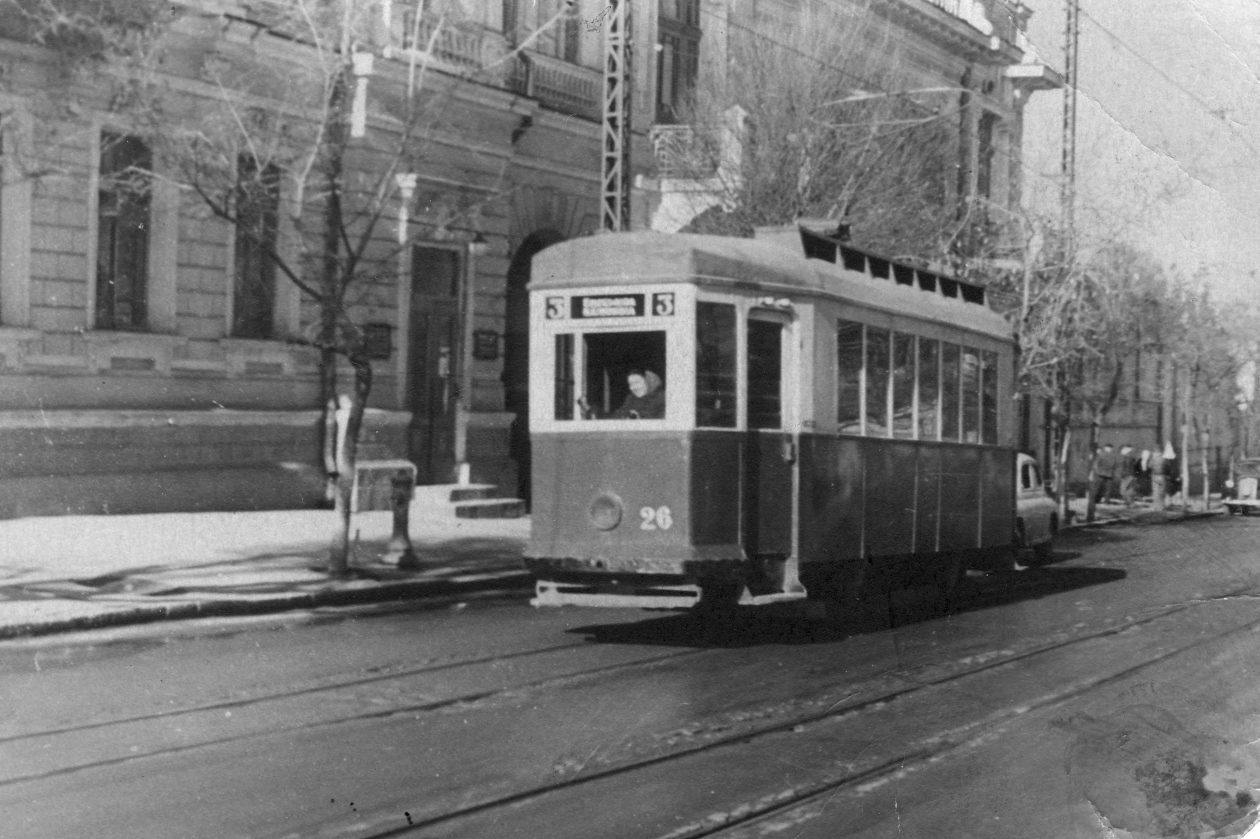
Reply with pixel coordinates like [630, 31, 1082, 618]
[1063, 496, 1224, 530]
[0, 499, 533, 640]
[0, 495, 1225, 641]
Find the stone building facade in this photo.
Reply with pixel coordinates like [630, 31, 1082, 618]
[0, 0, 1055, 518]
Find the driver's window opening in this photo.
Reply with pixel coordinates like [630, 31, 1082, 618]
[553, 334, 575, 420]
[574, 330, 667, 420]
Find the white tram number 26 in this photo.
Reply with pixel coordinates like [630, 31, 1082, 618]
[639, 505, 674, 530]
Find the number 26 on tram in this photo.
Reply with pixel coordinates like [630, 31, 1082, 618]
[524, 229, 1018, 614]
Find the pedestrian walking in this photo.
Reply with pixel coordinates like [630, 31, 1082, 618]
[1119, 444, 1137, 507]
[1151, 445, 1167, 510]
[1094, 443, 1118, 504]
[1162, 442, 1180, 507]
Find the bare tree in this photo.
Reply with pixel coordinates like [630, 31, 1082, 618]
[657, 0, 963, 263]
[3, 0, 520, 572]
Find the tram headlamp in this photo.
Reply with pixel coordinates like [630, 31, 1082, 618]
[589, 493, 624, 531]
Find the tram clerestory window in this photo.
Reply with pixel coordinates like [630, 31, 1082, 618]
[696, 302, 736, 427]
[918, 338, 940, 440]
[962, 347, 981, 443]
[865, 328, 890, 437]
[941, 343, 961, 442]
[837, 321, 863, 434]
[981, 350, 998, 444]
[576, 330, 667, 420]
[892, 333, 915, 439]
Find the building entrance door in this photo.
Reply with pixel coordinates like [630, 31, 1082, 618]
[503, 231, 565, 503]
[408, 246, 461, 484]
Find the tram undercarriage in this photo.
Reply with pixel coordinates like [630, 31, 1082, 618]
[526, 555, 808, 609]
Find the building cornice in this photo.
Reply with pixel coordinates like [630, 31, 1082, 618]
[870, 0, 1025, 66]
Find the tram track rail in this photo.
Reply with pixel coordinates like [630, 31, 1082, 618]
[301, 579, 1260, 839]
[0, 637, 715, 788]
[7, 546, 1257, 835]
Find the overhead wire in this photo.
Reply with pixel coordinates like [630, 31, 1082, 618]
[1075, 5, 1260, 157]
[694, 3, 1066, 191]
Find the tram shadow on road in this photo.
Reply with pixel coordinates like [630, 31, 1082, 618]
[569, 561, 1126, 648]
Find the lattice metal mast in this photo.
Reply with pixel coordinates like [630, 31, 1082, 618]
[600, 0, 632, 232]
[1061, 0, 1080, 235]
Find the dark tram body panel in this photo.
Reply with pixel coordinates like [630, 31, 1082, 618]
[524, 230, 1018, 610]
[796, 437, 1014, 567]
[527, 432, 743, 574]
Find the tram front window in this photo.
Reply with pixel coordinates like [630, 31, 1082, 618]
[566, 330, 668, 420]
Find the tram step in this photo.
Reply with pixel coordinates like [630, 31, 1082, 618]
[448, 485, 500, 503]
[454, 498, 527, 519]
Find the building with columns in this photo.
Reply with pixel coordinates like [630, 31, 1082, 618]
[0, 0, 1055, 518]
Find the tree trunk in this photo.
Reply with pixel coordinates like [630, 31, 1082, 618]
[1056, 423, 1073, 524]
[326, 357, 373, 576]
[322, 69, 350, 573]
[1085, 416, 1100, 523]
[1200, 424, 1211, 510]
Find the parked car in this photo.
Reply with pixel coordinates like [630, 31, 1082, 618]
[1224, 459, 1260, 515]
[1015, 452, 1058, 564]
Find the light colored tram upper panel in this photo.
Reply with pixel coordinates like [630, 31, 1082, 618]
[530, 231, 1014, 343]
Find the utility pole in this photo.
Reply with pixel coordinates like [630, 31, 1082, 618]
[1061, 0, 1080, 235]
[600, 0, 632, 232]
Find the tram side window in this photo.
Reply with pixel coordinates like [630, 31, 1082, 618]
[747, 319, 782, 429]
[981, 350, 998, 444]
[554, 334, 575, 420]
[865, 328, 890, 437]
[578, 330, 668, 420]
[962, 347, 981, 443]
[696, 302, 737, 427]
[941, 343, 961, 441]
[918, 338, 940, 440]
[892, 333, 915, 439]
[836, 321, 863, 434]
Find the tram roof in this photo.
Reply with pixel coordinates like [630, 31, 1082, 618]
[531, 231, 1013, 341]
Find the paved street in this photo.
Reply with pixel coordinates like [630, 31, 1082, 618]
[3, 512, 1259, 838]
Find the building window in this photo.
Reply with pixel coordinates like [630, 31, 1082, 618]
[977, 112, 998, 199]
[560, 0, 580, 63]
[503, 0, 519, 43]
[656, 0, 701, 124]
[96, 132, 150, 331]
[232, 156, 280, 339]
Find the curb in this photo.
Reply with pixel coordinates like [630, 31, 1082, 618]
[1063, 509, 1223, 532]
[0, 570, 534, 640]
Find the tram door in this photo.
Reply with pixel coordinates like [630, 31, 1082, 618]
[407, 246, 460, 483]
[743, 314, 795, 559]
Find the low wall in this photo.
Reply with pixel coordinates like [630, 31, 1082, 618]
[0, 408, 411, 518]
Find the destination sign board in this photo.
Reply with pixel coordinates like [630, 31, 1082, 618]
[571, 294, 645, 319]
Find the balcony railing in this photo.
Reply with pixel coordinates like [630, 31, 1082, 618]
[394, 17, 504, 77]
[917, 0, 1017, 43]
[507, 51, 602, 121]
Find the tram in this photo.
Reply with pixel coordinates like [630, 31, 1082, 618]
[523, 227, 1017, 612]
